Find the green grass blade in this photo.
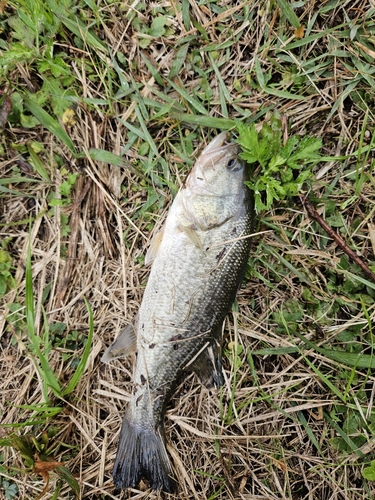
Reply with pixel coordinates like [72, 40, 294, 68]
[0, 186, 36, 197]
[50, 481, 62, 500]
[27, 144, 50, 182]
[141, 52, 164, 86]
[338, 268, 375, 293]
[63, 297, 94, 396]
[294, 330, 375, 369]
[134, 105, 159, 157]
[25, 240, 36, 342]
[87, 148, 127, 167]
[324, 411, 365, 458]
[276, 0, 301, 28]
[59, 15, 108, 52]
[55, 466, 80, 496]
[167, 78, 208, 114]
[169, 44, 189, 79]
[253, 347, 299, 355]
[263, 87, 307, 100]
[23, 97, 77, 155]
[117, 118, 146, 141]
[254, 58, 265, 88]
[168, 112, 235, 129]
[279, 315, 346, 403]
[266, 245, 312, 285]
[26, 240, 62, 398]
[209, 54, 230, 118]
[283, 24, 349, 50]
[296, 409, 322, 453]
[0, 177, 41, 185]
[181, 0, 190, 30]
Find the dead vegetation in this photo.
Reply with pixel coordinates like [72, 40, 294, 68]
[1, 0, 375, 499]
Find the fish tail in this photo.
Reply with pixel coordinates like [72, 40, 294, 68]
[113, 412, 175, 493]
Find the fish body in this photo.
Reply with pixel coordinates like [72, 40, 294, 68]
[103, 132, 254, 492]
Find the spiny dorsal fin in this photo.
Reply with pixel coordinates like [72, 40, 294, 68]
[101, 320, 137, 363]
[145, 226, 165, 265]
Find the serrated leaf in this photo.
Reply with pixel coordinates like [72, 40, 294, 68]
[363, 461, 375, 481]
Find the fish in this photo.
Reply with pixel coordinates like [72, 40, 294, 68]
[101, 131, 254, 492]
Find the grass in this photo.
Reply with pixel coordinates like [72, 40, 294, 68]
[1, 0, 375, 498]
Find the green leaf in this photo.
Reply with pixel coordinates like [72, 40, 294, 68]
[60, 16, 107, 52]
[20, 113, 40, 128]
[149, 16, 167, 38]
[23, 97, 77, 155]
[7, 15, 35, 48]
[169, 112, 235, 129]
[27, 144, 50, 182]
[0, 274, 7, 297]
[55, 466, 80, 496]
[363, 461, 375, 481]
[276, 0, 301, 28]
[63, 297, 94, 396]
[87, 148, 126, 167]
[26, 241, 62, 398]
[236, 112, 322, 212]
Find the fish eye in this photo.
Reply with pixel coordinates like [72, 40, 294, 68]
[226, 158, 243, 172]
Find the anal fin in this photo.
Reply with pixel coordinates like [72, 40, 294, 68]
[189, 342, 223, 389]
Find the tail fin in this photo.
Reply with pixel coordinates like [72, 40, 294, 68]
[113, 413, 175, 493]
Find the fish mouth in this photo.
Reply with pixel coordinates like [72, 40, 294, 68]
[201, 131, 229, 154]
[199, 132, 239, 167]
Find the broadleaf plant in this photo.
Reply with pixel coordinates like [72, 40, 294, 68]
[235, 113, 322, 213]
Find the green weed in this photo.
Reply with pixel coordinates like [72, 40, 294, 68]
[24, 239, 94, 399]
[0, 431, 79, 498]
[0, 244, 16, 298]
[236, 112, 322, 213]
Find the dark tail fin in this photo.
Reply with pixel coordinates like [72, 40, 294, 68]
[113, 413, 175, 493]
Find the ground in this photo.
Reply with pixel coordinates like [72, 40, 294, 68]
[1, 0, 375, 499]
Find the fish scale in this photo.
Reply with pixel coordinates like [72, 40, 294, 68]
[102, 132, 255, 492]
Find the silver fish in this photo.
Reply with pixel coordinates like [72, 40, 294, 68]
[102, 132, 254, 492]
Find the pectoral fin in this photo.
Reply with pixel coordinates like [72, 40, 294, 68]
[101, 322, 137, 363]
[179, 225, 203, 249]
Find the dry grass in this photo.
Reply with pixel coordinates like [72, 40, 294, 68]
[1, 0, 375, 499]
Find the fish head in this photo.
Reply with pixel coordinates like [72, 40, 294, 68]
[187, 132, 244, 194]
[182, 132, 248, 229]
